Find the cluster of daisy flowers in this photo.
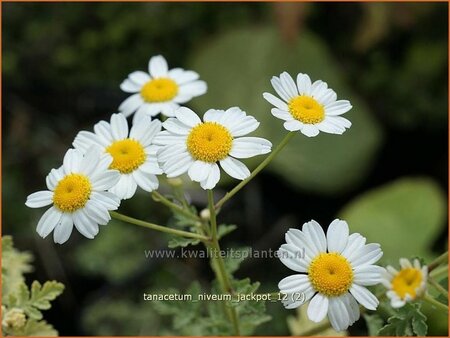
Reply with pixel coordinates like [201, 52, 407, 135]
[25, 54, 436, 334]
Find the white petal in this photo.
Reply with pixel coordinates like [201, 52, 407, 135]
[93, 120, 114, 144]
[91, 191, 120, 209]
[89, 153, 113, 178]
[349, 284, 379, 310]
[84, 199, 110, 225]
[296, 73, 312, 95]
[139, 158, 162, 175]
[284, 228, 316, 262]
[163, 153, 193, 178]
[132, 170, 159, 192]
[162, 118, 191, 135]
[130, 118, 161, 147]
[160, 102, 180, 117]
[271, 108, 292, 121]
[310, 80, 328, 99]
[220, 157, 250, 180]
[302, 220, 327, 255]
[316, 120, 346, 135]
[203, 109, 224, 123]
[277, 244, 309, 272]
[325, 100, 352, 116]
[300, 125, 320, 137]
[53, 213, 73, 244]
[342, 293, 360, 326]
[188, 161, 213, 182]
[26, 191, 53, 208]
[110, 113, 129, 140]
[119, 94, 144, 117]
[73, 130, 104, 152]
[63, 148, 83, 174]
[316, 88, 337, 106]
[353, 265, 385, 286]
[128, 71, 150, 85]
[341, 233, 366, 260]
[175, 107, 202, 127]
[280, 72, 298, 98]
[281, 287, 315, 309]
[307, 294, 329, 323]
[73, 209, 99, 239]
[230, 137, 272, 159]
[45, 167, 64, 190]
[178, 81, 207, 97]
[157, 144, 188, 163]
[278, 274, 312, 294]
[120, 79, 141, 93]
[91, 170, 120, 190]
[80, 146, 102, 177]
[325, 116, 352, 130]
[148, 55, 168, 78]
[228, 116, 260, 137]
[153, 131, 186, 146]
[263, 92, 289, 110]
[400, 258, 413, 269]
[284, 120, 303, 131]
[328, 296, 351, 331]
[326, 219, 349, 253]
[271, 76, 292, 101]
[109, 174, 138, 200]
[36, 207, 62, 238]
[200, 163, 220, 190]
[349, 243, 383, 267]
[169, 68, 199, 84]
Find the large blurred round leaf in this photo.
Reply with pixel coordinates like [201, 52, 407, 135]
[339, 177, 446, 263]
[189, 26, 383, 194]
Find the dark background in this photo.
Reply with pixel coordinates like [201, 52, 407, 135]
[2, 2, 448, 336]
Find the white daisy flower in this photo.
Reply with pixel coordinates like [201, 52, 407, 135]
[382, 258, 428, 308]
[73, 113, 163, 200]
[278, 219, 384, 331]
[154, 107, 272, 190]
[263, 72, 352, 137]
[25, 147, 121, 244]
[119, 55, 207, 123]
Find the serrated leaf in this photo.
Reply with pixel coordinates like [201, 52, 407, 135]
[378, 302, 428, 336]
[364, 314, 384, 336]
[217, 224, 237, 239]
[167, 236, 200, 248]
[30, 281, 65, 310]
[223, 247, 251, 275]
[22, 319, 58, 336]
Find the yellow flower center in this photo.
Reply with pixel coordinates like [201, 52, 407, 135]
[186, 122, 233, 163]
[288, 95, 325, 124]
[53, 174, 92, 212]
[140, 78, 178, 102]
[391, 268, 423, 299]
[308, 252, 354, 297]
[106, 139, 147, 174]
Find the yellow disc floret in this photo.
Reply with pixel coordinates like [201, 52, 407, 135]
[106, 139, 147, 174]
[186, 122, 233, 163]
[288, 95, 325, 124]
[308, 252, 354, 297]
[53, 174, 92, 212]
[140, 78, 178, 102]
[391, 268, 423, 299]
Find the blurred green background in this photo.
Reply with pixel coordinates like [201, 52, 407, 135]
[2, 2, 448, 336]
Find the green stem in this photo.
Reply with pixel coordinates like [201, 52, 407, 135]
[428, 277, 448, 298]
[215, 132, 296, 211]
[110, 211, 208, 241]
[430, 264, 448, 280]
[428, 251, 448, 272]
[152, 191, 201, 222]
[423, 294, 449, 312]
[207, 190, 240, 335]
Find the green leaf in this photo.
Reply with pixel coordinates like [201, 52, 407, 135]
[288, 305, 346, 336]
[29, 281, 65, 310]
[340, 177, 446, 263]
[217, 224, 237, 239]
[21, 319, 58, 336]
[189, 26, 383, 194]
[223, 247, 251, 275]
[364, 313, 384, 336]
[378, 302, 428, 336]
[167, 236, 200, 248]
